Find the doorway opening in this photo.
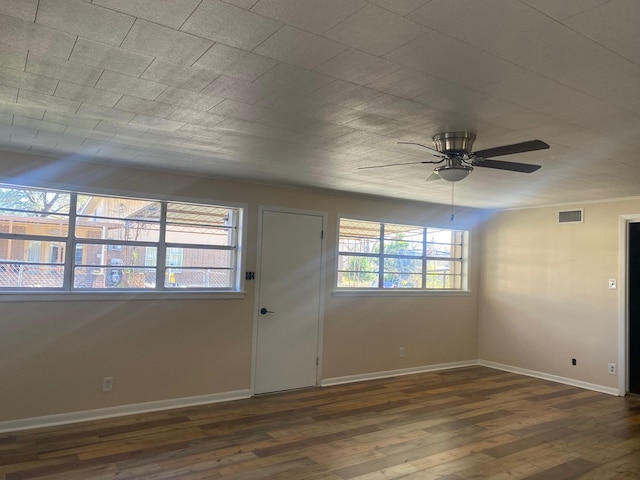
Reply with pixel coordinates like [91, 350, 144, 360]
[627, 221, 640, 394]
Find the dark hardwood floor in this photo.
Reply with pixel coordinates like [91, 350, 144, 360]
[1, 366, 639, 479]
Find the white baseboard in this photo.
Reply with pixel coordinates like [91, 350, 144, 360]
[478, 360, 620, 396]
[1, 360, 620, 433]
[321, 360, 479, 387]
[0, 389, 251, 434]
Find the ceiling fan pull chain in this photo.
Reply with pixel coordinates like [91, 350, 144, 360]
[450, 183, 455, 222]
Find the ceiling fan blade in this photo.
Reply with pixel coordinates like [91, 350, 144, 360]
[398, 141, 444, 157]
[472, 140, 549, 158]
[473, 158, 541, 173]
[426, 172, 441, 182]
[358, 160, 441, 170]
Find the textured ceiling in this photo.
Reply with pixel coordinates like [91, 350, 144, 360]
[0, 0, 639, 209]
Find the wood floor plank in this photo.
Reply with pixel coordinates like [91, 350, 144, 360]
[2, 366, 640, 480]
[573, 451, 640, 479]
[411, 452, 494, 478]
[523, 457, 596, 479]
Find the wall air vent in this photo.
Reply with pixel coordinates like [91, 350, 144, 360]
[558, 209, 583, 223]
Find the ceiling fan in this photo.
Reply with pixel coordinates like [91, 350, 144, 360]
[359, 132, 550, 182]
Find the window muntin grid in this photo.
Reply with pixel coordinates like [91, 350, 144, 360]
[338, 218, 466, 290]
[0, 184, 242, 291]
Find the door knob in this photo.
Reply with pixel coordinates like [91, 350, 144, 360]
[260, 307, 274, 315]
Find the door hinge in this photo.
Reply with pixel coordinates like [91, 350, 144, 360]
[316, 357, 320, 366]
[321, 230, 324, 239]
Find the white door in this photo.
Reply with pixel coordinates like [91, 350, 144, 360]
[254, 210, 323, 394]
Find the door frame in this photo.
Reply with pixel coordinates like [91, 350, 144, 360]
[251, 205, 328, 395]
[619, 214, 640, 395]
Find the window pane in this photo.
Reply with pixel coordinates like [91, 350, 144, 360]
[75, 243, 153, 267]
[427, 242, 454, 257]
[384, 223, 424, 256]
[337, 254, 379, 288]
[427, 228, 459, 243]
[77, 195, 161, 221]
[166, 203, 238, 246]
[427, 260, 458, 273]
[426, 228, 464, 258]
[0, 239, 65, 263]
[383, 257, 422, 272]
[166, 203, 235, 227]
[165, 268, 232, 288]
[339, 218, 380, 237]
[0, 186, 70, 215]
[337, 271, 379, 288]
[165, 224, 235, 246]
[0, 237, 66, 288]
[338, 219, 380, 254]
[426, 274, 461, 289]
[384, 239, 423, 256]
[339, 235, 379, 254]
[0, 186, 70, 237]
[0, 215, 69, 237]
[74, 243, 157, 289]
[76, 195, 161, 241]
[383, 273, 422, 288]
[426, 260, 461, 289]
[427, 229, 463, 245]
[74, 266, 156, 289]
[338, 254, 379, 274]
[0, 264, 64, 288]
[75, 217, 160, 242]
[165, 247, 234, 268]
[383, 257, 423, 288]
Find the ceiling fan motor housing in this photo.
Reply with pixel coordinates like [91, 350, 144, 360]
[432, 132, 476, 154]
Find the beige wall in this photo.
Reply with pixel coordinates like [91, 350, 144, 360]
[0, 151, 481, 422]
[477, 200, 637, 389]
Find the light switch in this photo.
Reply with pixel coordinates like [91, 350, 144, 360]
[608, 279, 617, 289]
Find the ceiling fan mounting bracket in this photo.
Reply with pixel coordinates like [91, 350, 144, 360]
[432, 131, 476, 155]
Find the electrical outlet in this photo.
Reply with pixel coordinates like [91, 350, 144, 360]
[571, 358, 577, 366]
[608, 363, 617, 375]
[102, 376, 113, 392]
[399, 347, 405, 358]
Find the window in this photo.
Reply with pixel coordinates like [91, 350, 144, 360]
[165, 247, 184, 269]
[0, 184, 242, 291]
[337, 218, 467, 290]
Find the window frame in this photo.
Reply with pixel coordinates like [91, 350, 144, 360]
[0, 183, 246, 297]
[335, 216, 470, 295]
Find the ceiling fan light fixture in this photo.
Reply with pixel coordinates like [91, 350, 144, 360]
[435, 165, 473, 182]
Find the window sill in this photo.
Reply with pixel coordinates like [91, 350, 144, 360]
[0, 291, 246, 302]
[332, 289, 471, 297]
